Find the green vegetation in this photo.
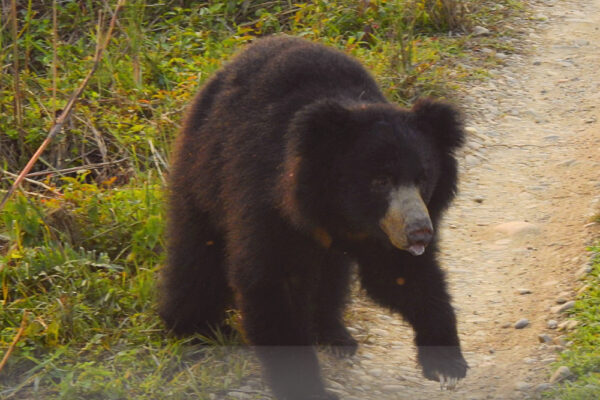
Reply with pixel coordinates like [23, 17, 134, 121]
[546, 244, 600, 400]
[2, 1, 526, 398]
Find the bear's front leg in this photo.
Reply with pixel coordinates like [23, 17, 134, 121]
[235, 282, 337, 400]
[356, 245, 468, 386]
[229, 240, 337, 400]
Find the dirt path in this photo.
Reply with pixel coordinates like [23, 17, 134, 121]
[316, 1, 600, 399]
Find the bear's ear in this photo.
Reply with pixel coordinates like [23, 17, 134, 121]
[289, 99, 357, 158]
[412, 98, 465, 152]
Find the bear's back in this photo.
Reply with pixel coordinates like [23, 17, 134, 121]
[218, 36, 384, 107]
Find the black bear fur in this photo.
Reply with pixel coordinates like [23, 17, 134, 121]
[159, 35, 467, 400]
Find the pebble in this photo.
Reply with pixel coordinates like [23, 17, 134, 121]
[549, 366, 572, 383]
[538, 334, 553, 343]
[515, 381, 532, 391]
[576, 265, 592, 279]
[547, 320, 558, 329]
[577, 284, 590, 295]
[472, 26, 491, 36]
[515, 319, 530, 329]
[543, 135, 561, 141]
[517, 288, 532, 295]
[554, 336, 567, 346]
[553, 300, 575, 313]
[558, 320, 578, 331]
[535, 383, 553, 392]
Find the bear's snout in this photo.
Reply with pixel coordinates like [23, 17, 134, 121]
[380, 185, 433, 256]
[406, 223, 433, 256]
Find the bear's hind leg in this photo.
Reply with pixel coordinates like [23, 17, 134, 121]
[159, 205, 232, 337]
[314, 253, 357, 356]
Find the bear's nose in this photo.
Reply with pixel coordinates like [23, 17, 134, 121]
[406, 222, 433, 256]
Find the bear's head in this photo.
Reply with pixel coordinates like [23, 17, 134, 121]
[279, 98, 464, 255]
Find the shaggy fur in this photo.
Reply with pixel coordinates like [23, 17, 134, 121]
[159, 36, 467, 400]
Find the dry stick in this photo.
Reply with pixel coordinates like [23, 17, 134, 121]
[0, 311, 28, 374]
[9, 158, 128, 178]
[52, 0, 58, 121]
[10, 0, 23, 153]
[1, 169, 61, 194]
[0, 0, 126, 212]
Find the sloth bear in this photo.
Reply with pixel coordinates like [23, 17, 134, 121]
[159, 35, 467, 400]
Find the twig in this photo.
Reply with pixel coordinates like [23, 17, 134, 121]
[0, 169, 61, 195]
[10, 0, 23, 153]
[0, 0, 126, 212]
[73, 114, 108, 163]
[14, 158, 128, 178]
[0, 311, 29, 374]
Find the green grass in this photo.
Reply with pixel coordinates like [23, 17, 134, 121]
[544, 244, 600, 399]
[1, 0, 531, 398]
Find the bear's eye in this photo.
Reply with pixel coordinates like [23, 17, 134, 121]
[371, 176, 393, 192]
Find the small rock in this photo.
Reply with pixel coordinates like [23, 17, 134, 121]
[515, 319, 530, 329]
[538, 334, 552, 343]
[556, 301, 575, 313]
[472, 26, 491, 36]
[515, 382, 532, 391]
[556, 297, 567, 304]
[543, 135, 560, 141]
[535, 383, 553, 392]
[533, 60, 542, 66]
[501, 322, 512, 329]
[577, 284, 590, 295]
[517, 288, 532, 295]
[547, 320, 558, 329]
[554, 336, 567, 346]
[576, 265, 592, 279]
[496, 52, 508, 60]
[558, 320, 578, 331]
[549, 366, 572, 383]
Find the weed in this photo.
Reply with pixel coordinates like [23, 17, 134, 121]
[544, 245, 600, 399]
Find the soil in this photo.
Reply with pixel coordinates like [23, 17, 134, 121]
[236, 0, 600, 398]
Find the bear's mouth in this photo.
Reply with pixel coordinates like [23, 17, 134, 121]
[379, 186, 433, 256]
[407, 243, 426, 256]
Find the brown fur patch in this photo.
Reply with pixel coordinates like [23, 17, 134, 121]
[313, 227, 333, 248]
